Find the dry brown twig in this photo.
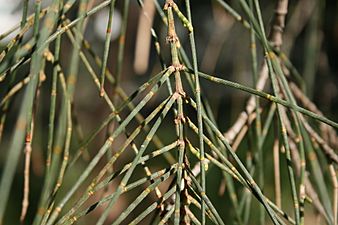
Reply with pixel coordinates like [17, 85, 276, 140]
[134, 0, 155, 74]
[290, 82, 338, 150]
[286, 126, 329, 221]
[224, 0, 288, 143]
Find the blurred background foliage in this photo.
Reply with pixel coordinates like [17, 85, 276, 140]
[0, 0, 337, 224]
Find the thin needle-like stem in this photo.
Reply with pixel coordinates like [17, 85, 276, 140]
[46, 66, 174, 225]
[32, 1, 63, 223]
[95, 94, 177, 225]
[273, 137, 281, 208]
[193, 71, 338, 129]
[99, 0, 116, 96]
[21, 1, 43, 220]
[184, 1, 206, 224]
[164, 2, 187, 224]
[115, 0, 130, 87]
[0, 0, 60, 222]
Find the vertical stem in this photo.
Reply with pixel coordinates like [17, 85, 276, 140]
[46, 0, 88, 215]
[242, 0, 298, 224]
[0, 0, 52, 222]
[21, 118, 34, 222]
[248, 0, 264, 223]
[52, 72, 72, 195]
[23, 2, 43, 218]
[115, 0, 130, 87]
[32, 2, 65, 225]
[100, 0, 117, 96]
[273, 137, 281, 208]
[184, 0, 205, 224]
[33, 2, 64, 225]
[164, 1, 186, 224]
[106, 0, 129, 189]
[21, 0, 30, 28]
[66, 0, 89, 100]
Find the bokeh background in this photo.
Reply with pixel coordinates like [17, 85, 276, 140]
[0, 0, 337, 224]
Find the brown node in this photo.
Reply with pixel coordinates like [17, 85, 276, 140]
[177, 139, 185, 148]
[173, 63, 185, 72]
[43, 49, 54, 62]
[176, 88, 186, 98]
[39, 70, 46, 82]
[183, 155, 190, 168]
[166, 33, 179, 44]
[25, 133, 32, 143]
[164, 0, 175, 10]
[175, 114, 186, 124]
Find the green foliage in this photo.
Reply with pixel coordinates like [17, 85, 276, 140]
[0, 0, 337, 225]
